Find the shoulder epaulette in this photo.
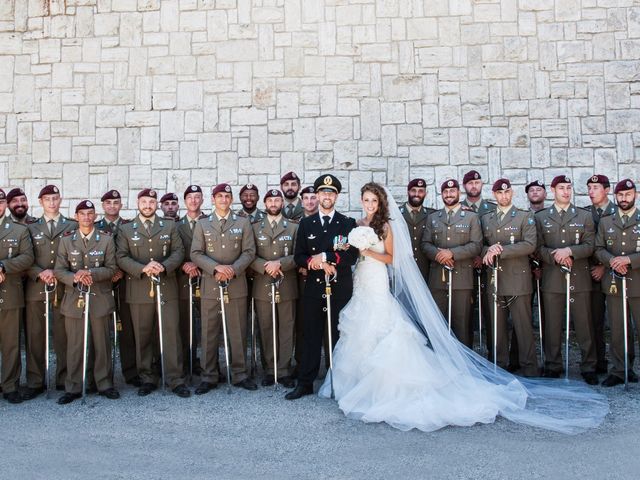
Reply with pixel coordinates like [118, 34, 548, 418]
[460, 205, 473, 212]
[98, 230, 112, 236]
[63, 230, 75, 236]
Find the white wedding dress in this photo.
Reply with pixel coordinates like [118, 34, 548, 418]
[319, 191, 608, 434]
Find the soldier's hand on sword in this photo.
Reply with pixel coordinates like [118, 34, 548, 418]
[435, 248, 453, 265]
[39, 269, 56, 285]
[214, 265, 235, 281]
[74, 270, 93, 286]
[0, 271, 5, 284]
[264, 260, 281, 278]
[472, 256, 483, 269]
[323, 264, 337, 277]
[308, 253, 325, 270]
[610, 256, 631, 275]
[182, 262, 200, 278]
[551, 247, 572, 265]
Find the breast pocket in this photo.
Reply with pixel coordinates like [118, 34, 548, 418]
[88, 251, 105, 268]
[454, 225, 470, 241]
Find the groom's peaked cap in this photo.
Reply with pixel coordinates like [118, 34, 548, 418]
[314, 174, 341, 194]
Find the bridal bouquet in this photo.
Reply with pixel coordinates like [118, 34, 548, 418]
[348, 226, 379, 251]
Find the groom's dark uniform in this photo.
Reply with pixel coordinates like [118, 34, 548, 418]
[289, 175, 358, 395]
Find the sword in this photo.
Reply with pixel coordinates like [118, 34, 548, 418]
[560, 264, 572, 381]
[532, 259, 544, 368]
[110, 288, 119, 385]
[444, 265, 454, 333]
[188, 275, 197, 385]
[151, 275, 166, 394]
[323, 272, 337, 399]
[250, 298, 257, 379]
[476, 267, 483, 353]
[219, 280, 232, 394]
[79, 284, 93, 405]
[620, 272, 631, 391]
[44, 281, 57, 399]
[269, 273, 285, 389]
[490, 256, 501, 371]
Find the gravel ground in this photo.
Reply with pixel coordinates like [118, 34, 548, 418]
[1, 370, 639, 480]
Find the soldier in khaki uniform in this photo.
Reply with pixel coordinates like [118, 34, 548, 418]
[191, 183, 257, 394]
[281, 172, 304, 221]
[585, 174, 618, 374]
[95, 189, 139, 386]
[595, 179, 640, 387]
[237, 184, 266, 224]
[0, 189, 34, 404]
[535, 176, 598, 384]
[160, 193, 180, 221]
[421, 179, 482, 348]
[23, 185, 78, 400]
[176, 185, 207, 378]
[7, 188, 37, 225]
[116, 188, 190, 398]
[54, 200, 119, 404]
[251, 189, 298, 388]
[399, 178, 435, 284]
[481, 179, 538, 376]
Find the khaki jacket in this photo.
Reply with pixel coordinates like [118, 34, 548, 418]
[54, 230, 117, 318]
[250, 217, 298, 302]
[26, 215, 78, 302]
[282, 199, 304, 221]
[176, 213, 207, 300]
[0, 218, 34, 309]
[535, 205, 595, 294]
[399, 204, 435, 283]
[190, 213, 256, 300]
[421, 208, 482, 290]
[595, 210, 640, 298]
[481, 206, 536, 296]
[116, 216, 185, 304]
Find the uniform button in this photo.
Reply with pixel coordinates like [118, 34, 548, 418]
[562, 229, 565, 233]
[221, 234, 225, 237]
[447, 237, 450, 240]
[447, 226, 451, 230]
[622, 242, 626, 246]
[148, 239, 151, 242]
[622, 252, 626, 255]
[561, 240, 565, 243]
[497, 230, 500, 233]
[622, 233, 626, 236]
[273, 241, 276, 244]
[51, 250, 54, 254]
[222, 245, 226, 248]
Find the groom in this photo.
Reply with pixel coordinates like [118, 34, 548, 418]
[285, 174, 358, 400]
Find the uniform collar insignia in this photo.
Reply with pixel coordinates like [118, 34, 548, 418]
[133, 222, 138, 229]
[159, 220, 164, 227]
[460, 211, 465, 217]
[4, 223, 9, 229]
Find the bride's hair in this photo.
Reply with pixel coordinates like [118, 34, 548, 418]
[361, 182, 390, 239]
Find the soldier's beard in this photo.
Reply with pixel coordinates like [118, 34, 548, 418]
[266, 207, 282, 216]
[443, 195, 459, 207]
[618, 200, 635, 212]
[408, 196, 424, 207]
[283, 189, 298, 199]
[139, 210, 155, 218]
[9, 207, 27, 219]
[242, 203, 257, 213]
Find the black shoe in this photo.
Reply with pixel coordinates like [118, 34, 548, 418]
[280, 376, 296, 388]
[98, 387, 120, 400]
[194, 382, 217, 395]
[172, 384, 191, 398]
[22, 387, 44, 401]
[126, 376, 142, 387]
[542, 370, 560, 379]
[86, 385, 98, 394]
[261, 375, 275, 387]
[137, 383, 157, 397]
[57, 392, 81, 405]
[56, 384, 65, 391]
[581, 372, 599, 385]
[284, 383, 313, 400]
[193, 365, 203, 376]
[3, 391, 22, 404]
[628, 371, 638, 383]
[601, 375, 624, 387]
[234, 378, 258, 391]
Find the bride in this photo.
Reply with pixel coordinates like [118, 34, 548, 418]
[318, 182, 608, 433]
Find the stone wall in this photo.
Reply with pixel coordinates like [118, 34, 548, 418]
[0, 0, 639, 215]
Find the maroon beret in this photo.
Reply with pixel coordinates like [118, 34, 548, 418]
[6, 188, 26, 203]
[184, 185, 202, 198]
[408, 178, 427, 190]
[160, 192, 178, 203]
[137, 188, 158, 199]
[240, 184, 259, 196]
[212, 183, 232, 196]
[101, 189, 121, 202]
[0, 189, 5, 201]
[550, 175, 571, 188]
[462, 170, 481, 184]
[587, 174, 610, 188]
[441, 179, 460, 192]
[614, 179, 636, 194]
[280, 171, 300, 185]
[492, 178, 512, 192]
[300, 186, 315, 196]
[75, 200, 95, 213]
[264, 189, 283, 201]
[525, 180, 545, 193]
[38, 184, 60, 198]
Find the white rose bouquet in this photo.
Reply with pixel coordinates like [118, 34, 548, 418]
[348, 226, 379, 251]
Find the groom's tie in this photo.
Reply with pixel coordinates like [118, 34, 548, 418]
[322, 215, 330, 229]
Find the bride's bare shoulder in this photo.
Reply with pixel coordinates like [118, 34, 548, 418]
[356, 218, 368, 227]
